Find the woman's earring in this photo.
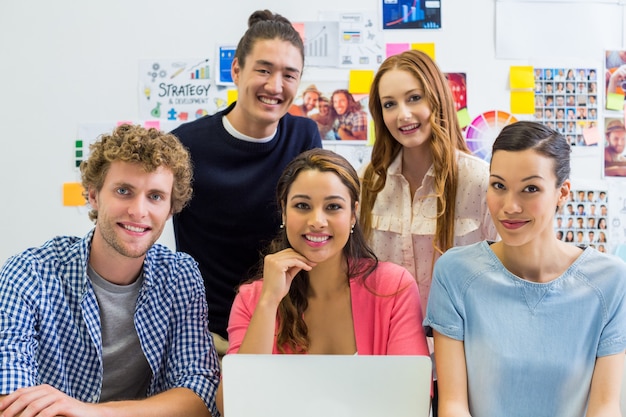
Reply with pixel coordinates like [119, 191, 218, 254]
[280, 223, 285, 229]
[350, 224, 355, 234]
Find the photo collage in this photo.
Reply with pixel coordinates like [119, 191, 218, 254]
[533, 67, 598, 147]
[555, 188, 609, 253]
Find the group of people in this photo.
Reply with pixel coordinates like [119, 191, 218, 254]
[288, 84, 369, 140]
[1, 9, 625, 417]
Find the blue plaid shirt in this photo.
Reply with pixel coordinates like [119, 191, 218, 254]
[0, 230, 220, 415]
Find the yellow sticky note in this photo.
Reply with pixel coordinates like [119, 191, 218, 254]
[510, 66, 534, 89]
[410, 43, 435, 60]
[63, 182, 86, 207]
[457, 108, 471, 129]
[510, 91, 535, 114]
[606, 92, 625, 111]
[227, 89, 238, 105]
[348, 70, 374, 94]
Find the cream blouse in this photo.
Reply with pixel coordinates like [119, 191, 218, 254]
[362, 150, 498, 317]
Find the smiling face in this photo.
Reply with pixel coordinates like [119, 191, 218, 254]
[303, 91, 320, 112]
[230, 38, 303, 137]
[89, 161, 173, 261]
[332, 91, 349, 116]
[607, 129, 626, 155]
[487, 149, 569, 248]
[378, 68, 432, 151]
[283, 169, 356, 267]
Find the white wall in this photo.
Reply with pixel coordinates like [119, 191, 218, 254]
[0, 0, 623, 263]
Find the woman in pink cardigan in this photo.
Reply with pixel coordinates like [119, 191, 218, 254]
[215, 149, 429, 414]
[225, 148, 429, 356]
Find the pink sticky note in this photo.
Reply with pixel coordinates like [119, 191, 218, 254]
[386, 43, 410, 58]
[144, 120, 161, 130]
[582, 126, 600, 145]
[117, 120, 133, 126]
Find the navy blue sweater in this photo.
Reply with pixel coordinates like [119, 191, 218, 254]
[172, 103, 322, 339]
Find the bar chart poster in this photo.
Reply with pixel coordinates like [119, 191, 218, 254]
[382, 0, 441, 30]
[303, 22, 340, 67]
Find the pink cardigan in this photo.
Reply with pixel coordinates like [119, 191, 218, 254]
[226, 261, 429, 356]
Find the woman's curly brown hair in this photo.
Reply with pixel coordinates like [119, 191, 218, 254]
[80, 124, 193, 222]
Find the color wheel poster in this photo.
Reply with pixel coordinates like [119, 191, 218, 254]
[465, 110, 518, 162]
[382, 0, 441, 29]
[138, 58, 229, 123]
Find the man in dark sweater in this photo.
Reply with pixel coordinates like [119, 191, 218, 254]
[172, 10, 322, 349]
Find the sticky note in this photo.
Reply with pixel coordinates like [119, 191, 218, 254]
[292, 22, 305, 43]
[457, 108, 471, 129]
[367, 119, 376, 146]
[63, 183, 86, 206]
[227, 89, 238, 105]
[117, 120, 133, 126]
[510, 91, 535, 114]
[411, 43, 435, 60]
[349, 70, 374, 94]
[582, 126, 600, 145]
[386, 43, 410, 57]
[510, 66, 534, 89]
[606, 92, 625, 111]
[144, 120, 161, 130]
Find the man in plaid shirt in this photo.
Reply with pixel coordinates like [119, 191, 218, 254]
[0, 125, 220, 417]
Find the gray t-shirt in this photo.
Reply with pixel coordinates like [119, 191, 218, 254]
[88, 266, 151, 401]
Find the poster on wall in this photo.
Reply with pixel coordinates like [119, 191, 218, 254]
[317, 11, 385, 69]
[533, 67, 599, 147]
[287, 81, 370, 142]
[604, 50, 626, 111]
[555, 185, 611, 254]
[445, 72, 467, 119]
[603, 117, 626, 177]
[138, 58, 229, 123]
[382, 0, 441, 29]
[294, 21, 341, 68]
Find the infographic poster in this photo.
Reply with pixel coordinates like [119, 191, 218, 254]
[382, 0, 441, 29]
[138, 58, 229, 123]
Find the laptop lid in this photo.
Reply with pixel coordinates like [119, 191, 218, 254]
[222, 354, 432, 417]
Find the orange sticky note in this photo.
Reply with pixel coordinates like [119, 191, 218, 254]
[63, 182, 86, 206]
[410, 43, 435, 60]
[510, 66, 534, 89]
[510, 90, 535, 114]
[457, 108, 471, 129]
[606, 92, 625, 111]
[227, 89, 238, 105]
[348, 70, 374, 94]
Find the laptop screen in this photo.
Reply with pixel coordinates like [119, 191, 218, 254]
[222, 354, 432, 417]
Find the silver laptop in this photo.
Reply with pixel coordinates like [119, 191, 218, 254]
[222, 354, 432, 417]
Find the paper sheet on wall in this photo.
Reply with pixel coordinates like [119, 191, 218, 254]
[495, 1, 623, 60]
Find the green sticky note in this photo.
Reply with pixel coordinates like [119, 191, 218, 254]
[457, 108, 471, 129]
[606, 92, 625, 111]
[75, 140, 83, 147]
